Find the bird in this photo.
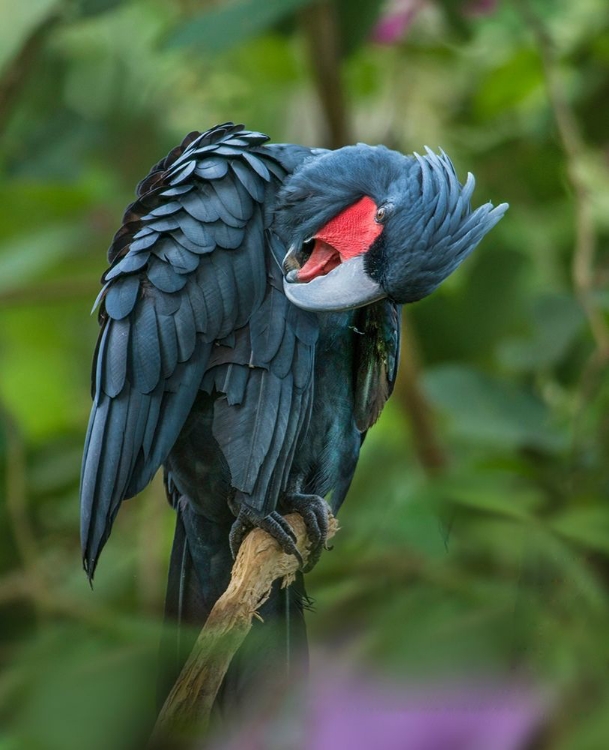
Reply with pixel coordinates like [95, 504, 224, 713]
[80, 122, 507, 710]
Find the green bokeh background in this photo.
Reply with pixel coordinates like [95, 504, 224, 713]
[1, 1, 609, 747]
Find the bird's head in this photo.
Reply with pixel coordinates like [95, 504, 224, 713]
[277, 144, 508, 312]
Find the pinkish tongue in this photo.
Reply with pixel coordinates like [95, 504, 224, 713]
[297, 239, 341, 282]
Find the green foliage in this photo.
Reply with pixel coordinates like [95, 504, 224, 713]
[424, 364, 563, 451]
[1, 0, 609, 747]
[165, 0, 315, 56]
[473, 48, 545, 121]
[0, 0, 58, 71]
[336, 0, 386, 57]
[498, 292, 585, 371]
[71, 0, 125, 18]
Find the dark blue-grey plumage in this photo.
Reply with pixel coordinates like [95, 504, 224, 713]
[81, 122, 506, 713]
[80, 124, 315, 580]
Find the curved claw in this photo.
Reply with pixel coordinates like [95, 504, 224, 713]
[264, 512, 303, 565]
[283, 494, 330, 572]
[269, 511, 298, 545]
[229, 505, 303, 566]
[229, 512, 252, 559]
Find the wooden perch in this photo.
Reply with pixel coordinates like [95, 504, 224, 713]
[150, 510, 338, 744]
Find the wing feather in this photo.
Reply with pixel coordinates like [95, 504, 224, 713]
[80, 123, 292, 579]
[212, 369, 281, 495]
[129, 302, 161, 394]
[101, 317, 130, 398]
[206, 258, 318, 516]
[104, 275, 140, 320]
[147, 257, 188, 293]
[231, 159, 266, 202]
[174, 294, 197, 362]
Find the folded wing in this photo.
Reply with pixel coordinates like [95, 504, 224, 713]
[80, 124, 289, 578]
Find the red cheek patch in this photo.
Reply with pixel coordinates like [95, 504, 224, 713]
[297, 196, 383, 282]
[315, 195, 382, 260]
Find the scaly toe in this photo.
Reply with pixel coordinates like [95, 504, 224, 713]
[229, 505, 304, 567]
[268, 511, 298, 544]
[282, 494, 330, 571]
[262, 514, 302, 565]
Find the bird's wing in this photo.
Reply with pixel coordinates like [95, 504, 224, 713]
[200, 233, 319, 518]
[353, 299, 402, 432]
[80, 123, 295, 578]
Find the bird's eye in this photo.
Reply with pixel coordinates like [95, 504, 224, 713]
[375, 206, 387, 223]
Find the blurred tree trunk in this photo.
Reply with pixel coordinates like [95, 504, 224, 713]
[395, 312, 448, 477]
[300, 1, 350, 148]
[0, 11, 59, 138]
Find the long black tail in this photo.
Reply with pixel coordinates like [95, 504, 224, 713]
[159, 497, 309, 717]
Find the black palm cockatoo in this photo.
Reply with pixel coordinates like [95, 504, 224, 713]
[80, 123, 507, 707]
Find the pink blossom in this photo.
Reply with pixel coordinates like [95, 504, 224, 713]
[371, 0, 424, 45]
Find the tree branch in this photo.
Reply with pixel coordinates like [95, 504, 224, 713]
[150, 511, 338, 745]
[394, 313, 448, 477]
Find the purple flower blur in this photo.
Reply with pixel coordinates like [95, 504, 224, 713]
[307, 674, 545, 750]
[212, 667, 547, 750]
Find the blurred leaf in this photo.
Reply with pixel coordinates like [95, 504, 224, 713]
[498, 293, 586, 371]
[0, 184, 92, 239]
[71, 0, 124, 18]
[165, 0, 315, 55]
[64, 56, 118, 120]
[0, 224, 84, 293]
[29, 441, 83, 496]
[527, 525, 608, 614]
[230, 34, 300, 87]
[0, 305, 95, 439]
[593, 289, 609, 310]
[12, 626, 157, 750]
[424, 364, 564, 451]
[0, 735, 20, 750]
[411, 247, 528, 363]
[439, 0, 475, 42]
[591, 29, 609, 62]
[474, 48, 544, 120]
[0, 0, 58, 72]
[439, 473, 544, 521]
[551, 507, 609, 555]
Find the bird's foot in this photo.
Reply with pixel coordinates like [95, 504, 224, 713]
[229, 504, 303, 566]
[282, 493, 330, 572]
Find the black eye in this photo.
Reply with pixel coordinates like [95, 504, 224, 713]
[375, 206, 387, 223]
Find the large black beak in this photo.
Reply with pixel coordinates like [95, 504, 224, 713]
[282, 250, 386, 313]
